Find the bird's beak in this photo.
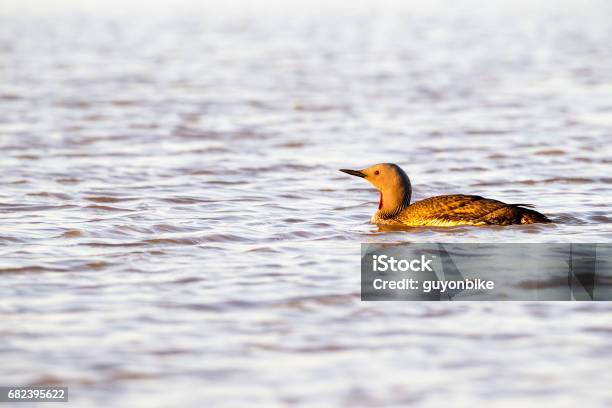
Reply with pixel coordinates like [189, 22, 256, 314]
[339, 169, 366, 178]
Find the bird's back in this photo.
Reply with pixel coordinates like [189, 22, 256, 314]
[391, 194, 550, 226]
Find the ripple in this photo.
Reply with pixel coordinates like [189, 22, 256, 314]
[27, 192, 72, 200]
[85, 204, 134, 212]
[56, 177, 80, 184]
[160, 197, 212, 204]
[61, 229, 84, 238]
[110, 371, 158, 381]
[244, 246, 281, 253]
[85, 196, 129, 203]
[534, 149, 566, 156]
[142, 238, 201, 245]
[79, 241, 144, 248]
[0, 204, 76, 213]
[31, 375, 66, 386]
[273, 293, 359, 309]
[0, 266, 67, 273]
[204, 234, 253, 243]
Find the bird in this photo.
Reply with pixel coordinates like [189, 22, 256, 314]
[339, 163, 551, 226]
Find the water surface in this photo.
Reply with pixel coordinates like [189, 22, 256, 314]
[1, 1, 612, 406]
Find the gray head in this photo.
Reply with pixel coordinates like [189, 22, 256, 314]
[339, 163, 412, 216]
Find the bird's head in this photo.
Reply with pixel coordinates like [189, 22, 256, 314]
[339, 163, 412, 213]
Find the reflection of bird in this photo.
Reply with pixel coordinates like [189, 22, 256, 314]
[340, 163, 551, 226]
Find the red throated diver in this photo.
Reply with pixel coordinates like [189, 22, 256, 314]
[340, 163, 551, 226]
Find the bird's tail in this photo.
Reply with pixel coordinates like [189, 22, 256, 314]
[514, 205, 551, 224]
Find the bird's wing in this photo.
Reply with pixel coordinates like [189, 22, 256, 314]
[403, 194, 517, 225]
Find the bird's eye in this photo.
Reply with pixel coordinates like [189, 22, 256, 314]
[374, 170, 379, 175]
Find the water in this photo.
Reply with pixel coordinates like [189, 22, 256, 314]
[1, 1, 612, 406]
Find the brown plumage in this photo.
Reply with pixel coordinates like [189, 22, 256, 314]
[339, 163, 551, 227]
[395, 194, 550, 226]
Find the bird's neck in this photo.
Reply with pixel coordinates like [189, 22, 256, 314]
[377, 182, 412, 219]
